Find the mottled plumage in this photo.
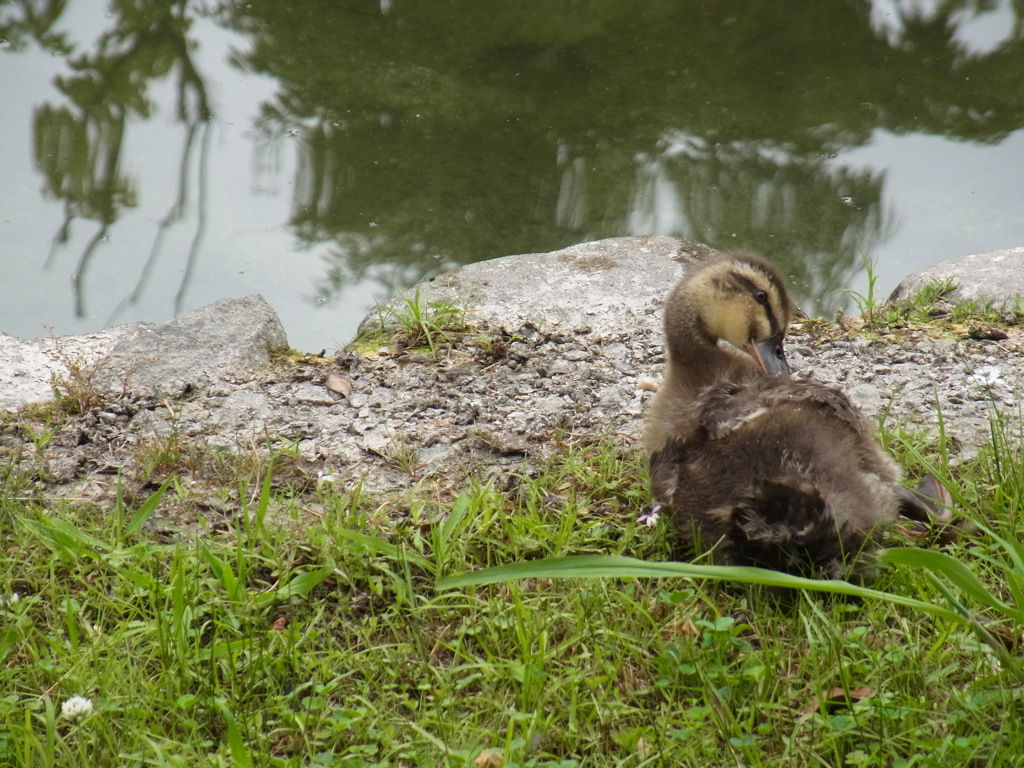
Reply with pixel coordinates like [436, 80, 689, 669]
[646, 253, 941, 581]
[650, 377, 905, 580]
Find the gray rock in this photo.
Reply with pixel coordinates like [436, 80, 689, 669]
[888, 246, 1024, 308]
[1, 295, 287, 410]
[94, 295, 288, 398]
[0, 324, 149, 411]
[359, 236, 715, 337]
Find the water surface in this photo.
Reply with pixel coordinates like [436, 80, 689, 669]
[2, 1, 1023, 350]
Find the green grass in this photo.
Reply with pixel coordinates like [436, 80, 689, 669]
[835, 254, 883, 327]
[3, 421, 1024, 766]
[354, 291, 472, 358]
[838, 257, 1024, 332]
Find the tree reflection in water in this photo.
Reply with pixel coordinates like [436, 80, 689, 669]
[24, 0, 211, 316]
[5, 0, 1024, 326]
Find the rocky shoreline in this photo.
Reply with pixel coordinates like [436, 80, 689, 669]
[3, 237, 1024, 527]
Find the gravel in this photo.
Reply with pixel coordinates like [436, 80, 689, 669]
[4, 310, 1021, 530]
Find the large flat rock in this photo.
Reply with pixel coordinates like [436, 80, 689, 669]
[362, 236, 715, 337]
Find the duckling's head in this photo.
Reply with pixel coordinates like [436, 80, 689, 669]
[665, 253, 796, 378]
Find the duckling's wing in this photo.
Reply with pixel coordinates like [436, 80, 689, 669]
[689, 382, 776, 440]
[651, 435, 879, 579]
[691, 378, 867, 442]
[674, 377, 896, 578]
[753, 379, 867, 433]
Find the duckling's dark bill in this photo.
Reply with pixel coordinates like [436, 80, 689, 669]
[747, 333, 790, 376]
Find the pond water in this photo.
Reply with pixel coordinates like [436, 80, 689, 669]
[2, 1, 1024, 352]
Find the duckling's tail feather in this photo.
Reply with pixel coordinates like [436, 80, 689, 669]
[730, 478, 870, 580]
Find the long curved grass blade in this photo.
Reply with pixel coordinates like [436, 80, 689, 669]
[439, 554, 963, 622]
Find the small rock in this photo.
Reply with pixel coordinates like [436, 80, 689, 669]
[397, 353, 431, 365]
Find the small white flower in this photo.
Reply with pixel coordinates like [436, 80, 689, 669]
[0, 593, 19, 607]
[60, 696, 94, 720]
[637, 504, 661, 528]
[316, 472, 340, 493]
[983, 648, 1002, 673]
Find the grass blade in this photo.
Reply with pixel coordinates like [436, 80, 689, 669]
[879, 547, 1016, 614]
[125, 478, 171, 537]
[21, 516, 108, 559]
[215, 699, 253, 768]
[439, 554, 964, 622]
[255, 564, 332, 608]
[334, 527, 433, 572]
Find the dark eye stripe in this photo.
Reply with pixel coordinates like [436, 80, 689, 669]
[731, 271, 782, 336]
[730, 273, 761, 295]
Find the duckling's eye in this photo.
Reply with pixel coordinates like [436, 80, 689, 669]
[754, 289, 769, 306]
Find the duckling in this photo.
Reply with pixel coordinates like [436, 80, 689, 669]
[645, 253, 943, 581]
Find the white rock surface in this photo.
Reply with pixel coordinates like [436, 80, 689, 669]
[0, 325, 148, 411]
[1, 295, 288, 410]
[362, 235, 714, 336]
